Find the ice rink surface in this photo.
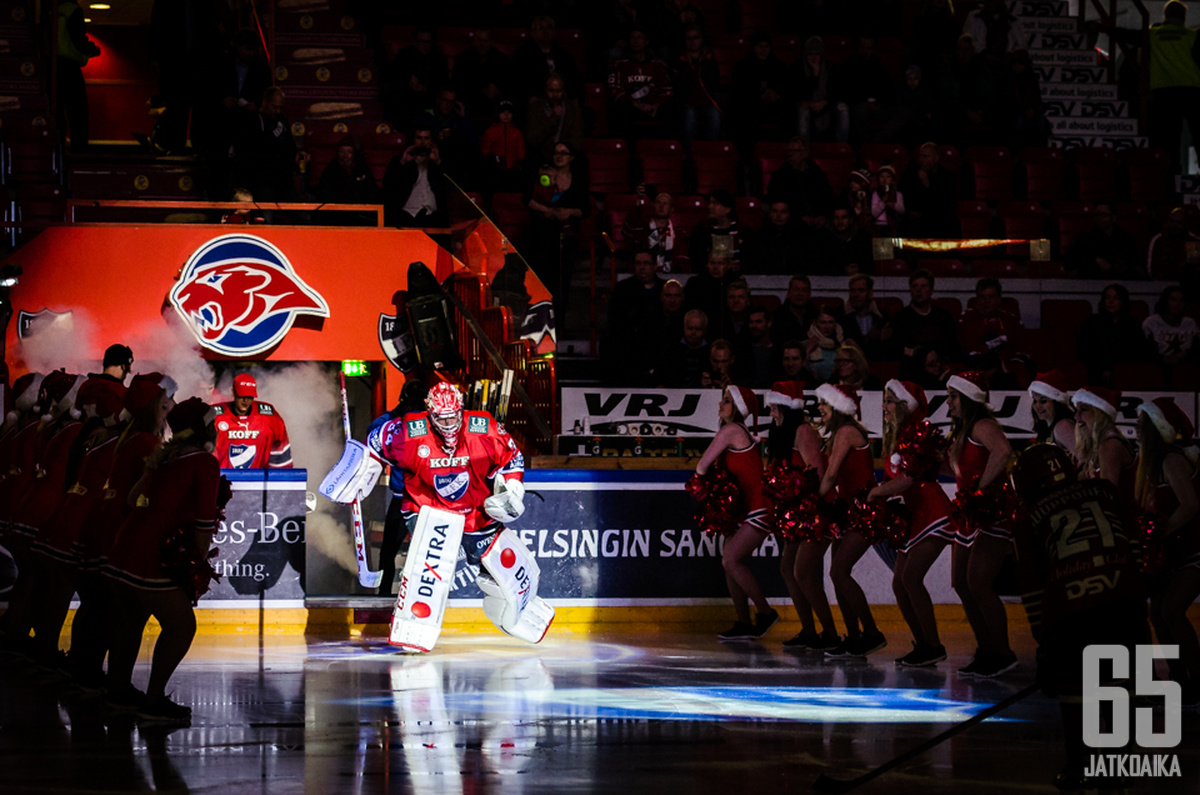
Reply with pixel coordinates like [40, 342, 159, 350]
[2, 624, 1198, 794]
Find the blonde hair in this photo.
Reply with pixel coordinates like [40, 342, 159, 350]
[1134, 413, 1169, 509]
[1075, 409, 1118, 477]
[834, 343, 870, 387]
[881, 388, 912, 460]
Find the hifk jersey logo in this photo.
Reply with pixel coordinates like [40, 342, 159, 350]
[169, 234, 329, 356]
[434, 471, 470, 501]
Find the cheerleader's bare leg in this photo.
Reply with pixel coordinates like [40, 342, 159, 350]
[722, 522, 770, 623]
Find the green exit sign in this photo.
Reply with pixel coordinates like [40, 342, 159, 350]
[342, 360, 370, 377]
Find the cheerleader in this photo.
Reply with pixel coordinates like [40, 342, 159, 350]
[1073, 386, 1135, 500]
[814, 383, 885, 658]
[1134, 397, 1200, 705]
[868, 380, 955, 666]
[696, 385, 778, 642]
[764, 381, 840, 651]
[945, 371, 1016, 678]
[1028, 370, 1076, 455]
[102, 398, 221, 724]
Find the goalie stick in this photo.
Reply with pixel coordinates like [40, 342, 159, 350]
[340, 371, 382, 589]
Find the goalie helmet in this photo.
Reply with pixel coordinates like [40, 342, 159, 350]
[1009, 442, 1075, 502]
[425, 382, 464, 454]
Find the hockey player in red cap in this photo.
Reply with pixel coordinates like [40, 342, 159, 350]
[321, 381, 551, 653]
[213, 373, 293, 469]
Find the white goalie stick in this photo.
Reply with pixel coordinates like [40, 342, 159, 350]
[340, 371, 382, 589]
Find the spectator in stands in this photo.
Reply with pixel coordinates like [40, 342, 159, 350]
[210, 29, 272, 187]
[940, 34, 997, 147]
[911, 0, 963, 88]
[843, 169, 873, 224]
[749, 200, 810, 275]
[883, 268, 962, 362]
[688, 191, 748, 273]
[966, 350, 1021, 391]
[781, 339, 817, 386]
[480, 100, 526, 193]
[426, 88, 476, 179]
[839, 35, 894, 145]
[623, 191, 677, 273]
[963, 0, 1028, 59]
[670, 25, 722, 152]
[900, 142, 958, 238]
[1077, 283, 1151, 388]
[826, 342, 881, 390]
[659, 309, 710, 387]
[768, 137, 834, 229]
[797, 36, 849, 143]
[221, 188, 265, 225]
[806, 308, 846, 382]
[734, 306, 777, 388]
[683, 252, 736, 332]
[651, 278, 687, 371]
[869, 165, 905, 236]
[1148, 0, 1200, 172]
[452, 28, 514, 120]
[842, 273, 887, 360]
[524, 141, 590, 311]
[1143, 284, 1199, 373]
[383, 123, 449, 228]
[996, 49, 1049, 149]
[877, 65, 939, 147]
[56, 0, 101, 151]
[317, 135, 381, 207]
[1067, 203, 1142, 279]
[605, 250, 665, 385]
[771, 274, 820, 346]
[513, 16, 586, 102]
[589, 0, 643, 69]
[899, 344, 952, 390]
[1148, 206, 1200, 283]
[608, 28, 673, 138]
[237, 88, 309, 204]
[958, 277, 1025, 361]
[730, 33, 793, 158]
[700, 339, 736, 390]
[821, 203, 875, 276]
[525, 73, 586, 163]
[720, 280, 753, 343]
[383, 26, 448, 125]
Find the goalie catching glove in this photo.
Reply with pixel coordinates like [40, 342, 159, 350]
[483, 477, 525, 524]
[319, 440, 383, 504]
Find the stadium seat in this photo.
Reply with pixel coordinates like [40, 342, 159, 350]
[1054, 210, 1095, 257]
[918, 258, 967, 278]
[582, 138, 631, 195]
[1026, 260, 1068, 279]
[876, 296, 903, 317]
[868, 360, 901, 383]
[490, 192, 529, 246]
[1121, 148, 1170, 204]
[756, 141, 787, 194]
[691, 140, 738, 196]
[672, 195, 708, 230]
[970, 259, 1021, 278]
[998, 200, 1046, 257]
[584, 82, 609, 137]
[638, 139, 686, 196]
[1068, 147, 1118, 202]
[937, 144, 961, 175]
[933, 296, 962, 319]
[1112, 363, 1164, 391]
[860, 142, 908, 179]
[876, 258, 910, 276]
[735, 196, 763, 229]
[966, 146, 1014, 201]
[1041, 298, 1092, 336]
[1128, 299, 1150, 324]
[957, 199, 993, 238]
[810, 142, 854, 192]
[822, 34, 853, 64]
[1020, 148, 1066, 202]
[1113, 201, 1154, 255]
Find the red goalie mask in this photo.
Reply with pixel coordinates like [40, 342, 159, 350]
[425, 382, 464, 453]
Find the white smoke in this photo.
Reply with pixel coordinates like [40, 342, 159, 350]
[124, 313, 216, 400]
[18, 308, 100, 376]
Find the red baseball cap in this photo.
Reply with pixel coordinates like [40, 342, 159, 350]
[233, 373, 258, 397]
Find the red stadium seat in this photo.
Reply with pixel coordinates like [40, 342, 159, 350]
[583, 82, 608, 137]
[810, 141, 854, 193]
[1025, 260, 1068, 279]
[1114, 201, 1154, 254]
[1112, 363, 1164, 391]
[1055, 211, 1095, 257]
[490, 192, 529, 246]
[970, 259, 1022, 278]
[937, 144, 961, 175]
[735, 196, 763, 229]
[672, 195, 708, 230]
[1041, 298, 1091, 336]
[1128, 299, 1150, 324]
[756, 141, 787, 194]
[691, 140, 738, 196]
[933, 296, 962, 319]
[1068, 147, 1119, 202]
[876, 258, 910, 276]
[966, 146, 1014, 201]
[876, 296, 904, 317]
[860, 142, 908, 180]
[822, 34, 853, 65]
[1021, 148, 1066, 202]
[1121, 148, 1170, 204]
[918, 258, 967, 278]
[638, 139, 686, 196]
[957, 199, 993, 238]
[582, 138, 631, 195]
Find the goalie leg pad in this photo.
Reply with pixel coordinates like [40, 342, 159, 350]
[319, 440, 383, 504]
[389, 506, 465, 652]
[478, 528, 555, 644]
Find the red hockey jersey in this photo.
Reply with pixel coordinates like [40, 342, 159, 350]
[213, 401, 292, 469]
[368, 409, 524, 533]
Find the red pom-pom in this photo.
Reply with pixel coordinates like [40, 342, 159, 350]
[951, 479, 1015, 537]
[687, 469, 743, 536]
[893, 421, 945, 481]
[161, 526, 222, 605]
[848, 491, 911, 546]
[765, 465, 827, 541]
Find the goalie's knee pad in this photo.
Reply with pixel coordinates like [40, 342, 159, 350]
[478, 528, 554, 644]
[319, 440, 383, 504]
[389, 506, 465, 652]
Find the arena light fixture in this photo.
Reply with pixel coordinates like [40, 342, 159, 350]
[88, 3, 111, 9]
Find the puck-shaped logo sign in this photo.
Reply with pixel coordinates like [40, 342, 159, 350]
[500, 548, 516, 568]
[411, 602, 431, 618]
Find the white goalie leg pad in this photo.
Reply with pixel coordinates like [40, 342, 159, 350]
[478, 528, 555, 644]
[319, 440, 383, 504]
[389, 506, 465, 652]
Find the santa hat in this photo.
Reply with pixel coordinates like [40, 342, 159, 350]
[764, 380, 804, 410]
[1028, 369, 1071, 405]
[167, 397, 216, 441]
[1072, 386, 1120, 420]
[38, 370, 84, 421]
[75, 377, 127, 426]
[5, 372, 44, 425]
[1138, 397, 1194, 445]
[121, 372, 178, 419]
[815, 383, 860, 418]
[725, 385, 761, 432]
[947, 371, 990, 407]
[886, 379, 928, 417]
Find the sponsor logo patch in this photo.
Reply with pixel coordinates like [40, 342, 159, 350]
[408, 418, 428, 437]
[468, 416, 489, 434]
[418, 444, 430, 458]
